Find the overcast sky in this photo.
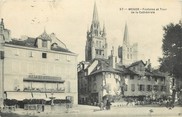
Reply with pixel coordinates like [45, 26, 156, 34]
[0, 0, 181, 67]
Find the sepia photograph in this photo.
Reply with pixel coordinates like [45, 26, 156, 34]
[0, 0, 182, 116]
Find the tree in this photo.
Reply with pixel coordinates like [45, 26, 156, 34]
[159, 23, 182, 102]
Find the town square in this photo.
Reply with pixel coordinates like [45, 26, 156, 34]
[0, 0, 182, 117]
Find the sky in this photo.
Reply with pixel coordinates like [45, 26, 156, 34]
[0, 0, 181, 67]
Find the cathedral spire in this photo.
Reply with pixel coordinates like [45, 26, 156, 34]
[123, 22, 129, 45]
[92, 2, 99, 24]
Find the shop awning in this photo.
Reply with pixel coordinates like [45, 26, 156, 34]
[32, 93, 46, 99]
[6, 92, 32, 100]
[46, 93, 65, 99]
[53, 93, 65, 99]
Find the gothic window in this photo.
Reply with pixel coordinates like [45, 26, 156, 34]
[42, 40, 47, 48]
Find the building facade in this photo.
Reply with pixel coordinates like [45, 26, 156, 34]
[0, 19, 78, 107]
[120, 60, 168, 100]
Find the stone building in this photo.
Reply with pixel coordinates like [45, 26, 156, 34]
[0, 19, 78, 107]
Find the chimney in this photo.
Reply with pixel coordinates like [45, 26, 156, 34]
[109, 46, 116, 69]
[147, 59, 151, 71]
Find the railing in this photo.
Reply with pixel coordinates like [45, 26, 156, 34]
[24, 104, 43, 110]
[3, 105, 16, 111]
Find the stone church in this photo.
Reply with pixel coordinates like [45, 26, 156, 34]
[78, 2, 168, 105]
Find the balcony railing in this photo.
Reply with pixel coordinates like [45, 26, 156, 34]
[23, 87, 65, 93]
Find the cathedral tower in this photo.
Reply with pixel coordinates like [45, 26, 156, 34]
[118, 23, 138, 65]
[85, 2, 107, 61]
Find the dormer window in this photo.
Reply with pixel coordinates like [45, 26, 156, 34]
[42, 40, 47, 48]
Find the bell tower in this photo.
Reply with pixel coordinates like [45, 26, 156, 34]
[85, 2, 107, 61]
[118, 23, 138, 65]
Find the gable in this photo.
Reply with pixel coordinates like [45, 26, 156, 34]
[87, 60, 99, 75]
[128, 60, 145, 76]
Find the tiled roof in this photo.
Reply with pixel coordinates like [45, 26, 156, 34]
[127, 60, 145, 68]
[51, 46, 74, 53]
[6, 38, 36, 48]
[152, 71, 165, 78]
[89, 58, 120, 76]
[5, 38, 74, 53]
[85, 59, 165, 78]
[145, 71, 153, 76]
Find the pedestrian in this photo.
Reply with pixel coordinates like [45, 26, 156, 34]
[42, 104, 44, 112]
[106, 100, 111, 110]
[100, 101, 104, 110]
